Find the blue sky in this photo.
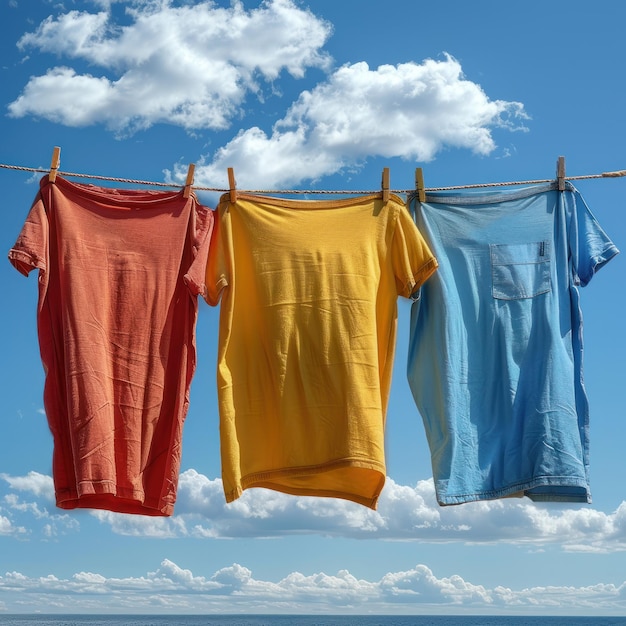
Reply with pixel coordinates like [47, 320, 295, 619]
[1, 0, 625, 617]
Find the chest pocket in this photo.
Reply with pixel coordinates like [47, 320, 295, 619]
[490, 241, 551, 300]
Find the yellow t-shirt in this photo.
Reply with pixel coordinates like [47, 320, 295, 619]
[206, 192, 437, 509]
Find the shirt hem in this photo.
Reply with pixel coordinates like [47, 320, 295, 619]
[435, 476, 591, 506]
[225, 458, 386, 510]
[55, 483, 176, 516]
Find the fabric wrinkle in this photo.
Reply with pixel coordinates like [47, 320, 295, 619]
[407, 184, 618, 506]
[206, 192, 438, 509]
[8, 175, 214, 516]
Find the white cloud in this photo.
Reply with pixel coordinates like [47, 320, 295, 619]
[6, 469, 622, 552]
[172, 471, 626, 553]
[8, 1, 526, 186]
[90, 509, 189, 538]
[177, 55, 528, 189]
[0, 558, 624, 615]
[0, 473, 77, 538]
[17, 10, 110, 57]
[0, 471, 54, 500]
[8, 0, 332, 133]
[88, 0, 127, 8]
[0, 514, 25, 537]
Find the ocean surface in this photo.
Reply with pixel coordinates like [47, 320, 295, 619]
[0, 616, 625, 626]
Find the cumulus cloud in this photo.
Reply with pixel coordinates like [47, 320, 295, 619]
[8, 1, 526, 186]
[0, 558, 624, 615]
[0, 471, 54, 500]
[157, 471, 626, 553]
[0, 472, 78, 538]
[173, 55, 528, 189]
[0, 513, 26, 537]
[4, 469, 622, 551]
[8, 0, 332, 133]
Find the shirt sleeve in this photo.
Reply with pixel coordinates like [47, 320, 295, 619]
[391, 203, 439, 298]
[8, 191, 48, 278]
[183, 201, 215, 298]
[567, 189, 619, 287]
[204, 198, 231, 306]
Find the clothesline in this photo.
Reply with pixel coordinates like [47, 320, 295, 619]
[7, 153, 621, 514]
[1, 161, 625, 195]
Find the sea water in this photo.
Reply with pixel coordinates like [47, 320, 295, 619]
[0, 616, 625, 626]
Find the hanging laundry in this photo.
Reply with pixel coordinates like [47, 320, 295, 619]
[206, 192, 438, 509]
[8, 175, 213, 516]
[407, 183, 618, 506]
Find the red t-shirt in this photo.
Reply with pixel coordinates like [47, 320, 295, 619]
[9, 176, 213, 516]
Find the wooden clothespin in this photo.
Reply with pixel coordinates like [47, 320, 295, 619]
[381, 167, 390, 203]
[556, 156, 566, 191]
[183, 163, 195, 198]
[227, 167, 237, 203]
[415, 167, 426, 203]
[49, 146, 61, 183]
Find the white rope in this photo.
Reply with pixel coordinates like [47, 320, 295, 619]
[1, 162, 625, 195]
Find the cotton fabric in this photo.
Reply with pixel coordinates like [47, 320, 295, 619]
[9, 175, 213, 516]
[207, 192, 438, 509]
[407, 183, 618, 505]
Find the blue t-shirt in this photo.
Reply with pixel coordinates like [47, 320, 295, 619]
[407, 183, 619, 505]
